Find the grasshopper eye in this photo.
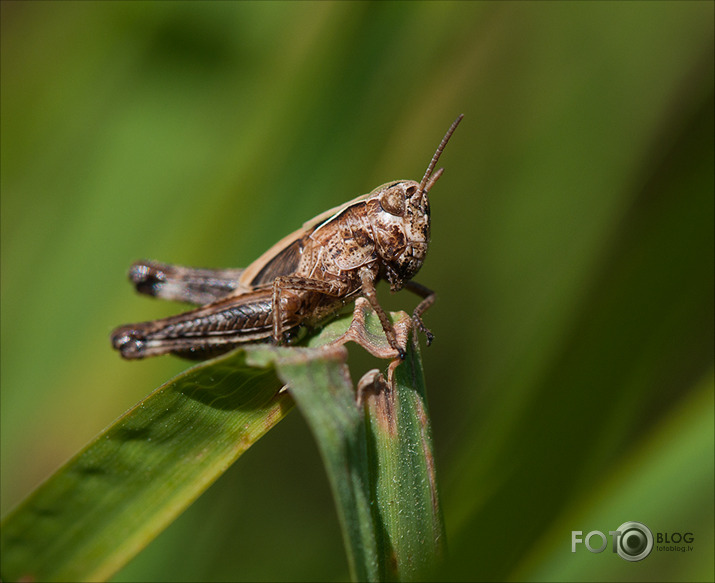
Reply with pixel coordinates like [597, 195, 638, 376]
[379, 188, 406, 216]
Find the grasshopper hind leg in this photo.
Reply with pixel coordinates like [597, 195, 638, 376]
[129, 260, 246, 306]
[111, 288, 301, 360]
[111, 327, 240, 360]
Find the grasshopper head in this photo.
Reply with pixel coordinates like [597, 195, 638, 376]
[369, 179, 429, 290]
[371, 114, 463, 290]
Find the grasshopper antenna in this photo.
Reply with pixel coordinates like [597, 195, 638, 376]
[420, 113, 464, 194]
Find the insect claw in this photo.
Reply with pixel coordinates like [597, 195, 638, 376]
[410, 312, 434, 346]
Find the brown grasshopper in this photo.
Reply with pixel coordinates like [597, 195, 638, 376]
[111, 114, 463, 361]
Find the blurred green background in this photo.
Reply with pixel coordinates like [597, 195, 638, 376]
[1, 2, 713, 581]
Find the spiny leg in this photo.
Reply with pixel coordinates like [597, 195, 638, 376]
[111, 289, 277, 360]
[404, 280, 436, 345]
[271, 275, 349, 343]
[359, 267, 406, 359]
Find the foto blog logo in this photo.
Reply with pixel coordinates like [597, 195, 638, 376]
[572, 521, 654, 562]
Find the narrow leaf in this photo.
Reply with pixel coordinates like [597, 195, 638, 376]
[1, 307, 443, 583]
[363, 343, 446, 581]
[247, 304, 445, 582]
[0, 351, 291, 582]
[245, 343, 381, 582]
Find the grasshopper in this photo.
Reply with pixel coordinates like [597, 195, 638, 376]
[111, 114, 463, 360]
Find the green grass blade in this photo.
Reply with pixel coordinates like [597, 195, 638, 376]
[245, 306, 444, 582]
[1, 307, 443, 583]
[0, 351, 291, 582]
[364, 344, 446, 582]
[246, 343, 381, 582]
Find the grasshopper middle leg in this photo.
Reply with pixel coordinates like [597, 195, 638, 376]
[359, 267, 407, 359]
[271, 275, 350, 343]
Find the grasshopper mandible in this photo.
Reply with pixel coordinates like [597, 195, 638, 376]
[111, 114, 463, 361]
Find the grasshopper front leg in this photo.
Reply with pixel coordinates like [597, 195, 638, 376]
[404, 280, 436, 345]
